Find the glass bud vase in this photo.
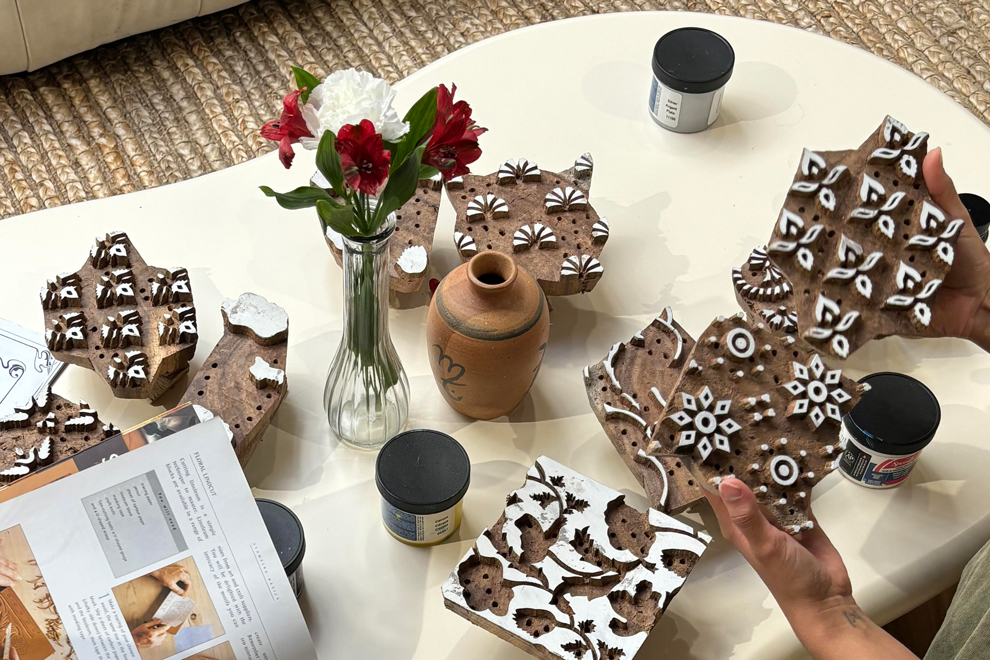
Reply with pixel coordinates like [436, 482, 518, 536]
[324, 214, 409, 450]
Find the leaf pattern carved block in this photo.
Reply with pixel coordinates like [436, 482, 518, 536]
[765, 116, 963, 358]
[442, 456, 710, 660]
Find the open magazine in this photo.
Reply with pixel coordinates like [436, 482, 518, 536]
[0, 417, 317, 660]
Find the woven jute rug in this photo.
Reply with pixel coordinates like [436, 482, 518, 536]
[0, 0, 988, 219]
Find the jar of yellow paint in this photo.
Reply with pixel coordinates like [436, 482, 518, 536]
[375, 430, 470, 546]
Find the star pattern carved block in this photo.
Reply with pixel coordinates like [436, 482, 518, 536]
[40, 232, 198, 401]
[766, 116, 963, 359]
[583, 307, 706, 514]
[314, 172, 442, 294]
[649, 313, 867, 534]
[446, 154, 608, 296]
[442, 456, 710, 660]
[0, 387, 117, 484]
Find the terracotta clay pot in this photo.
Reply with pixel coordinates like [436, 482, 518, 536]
[427, 251, 550, 420]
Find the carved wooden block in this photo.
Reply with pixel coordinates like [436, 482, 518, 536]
[648, 313, 867, 533]
[179, 293, 288, 466]
[0, 387, 117, 484]
[442, 456, 710, 660]
[583, 307, 705, 514]
[446, 154, 608, 296]
[766, 116, 962, 358]
[40, 232, 198, 400]
[313, 172, 442, 294]
[732, 246, 799, 335]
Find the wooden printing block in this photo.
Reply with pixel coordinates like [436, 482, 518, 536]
[313, 171, 442, 294]
[446, 154, 609, 296]
[179, 293, 288, 466]
[649, 313, 867, 534]
[766, 116, 964, 359]
[0, 387, 117, 484]
[0, 588, 55, 660]
[732, 246, 799, 335]
[39, 231, 198, 401]
[442, 456, 710, 660]
[583, 307, 705, 513]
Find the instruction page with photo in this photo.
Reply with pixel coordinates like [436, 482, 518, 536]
[0, 418, 317, 660]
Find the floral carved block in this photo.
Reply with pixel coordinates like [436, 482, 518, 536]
[583, 307, 706, 514]
[446, 154, 608, 296]
[766, 116, 962, 358]
[40, 232, 198, 400]
[442, 456, 710, 660]
[314, 172, 442, 294]
[648, 313, 867, 533]
[0, 387, 117, 484]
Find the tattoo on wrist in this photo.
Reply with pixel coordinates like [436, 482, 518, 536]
[842, 609, 865, 628]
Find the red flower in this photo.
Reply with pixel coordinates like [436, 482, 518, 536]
[336, 119, 391, 195]
[261, 89, 314, 169]
[423, 84, 487, 180]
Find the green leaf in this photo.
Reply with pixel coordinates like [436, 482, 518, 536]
[373, 145, 424, 228]
[292, 66, 321, 103]
[260, 185, 335, 210]
[391, 87, 438, 173]
[316, 131, 347, 198]
[418, 165, 440, 182]
[317, 199, 358, 237]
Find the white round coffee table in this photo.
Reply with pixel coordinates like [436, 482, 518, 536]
[2, 11, 990, 660]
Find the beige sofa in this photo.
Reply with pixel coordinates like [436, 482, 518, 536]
[0, 0, 247, 75]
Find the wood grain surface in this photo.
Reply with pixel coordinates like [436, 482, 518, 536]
[111, 556, 224, 660]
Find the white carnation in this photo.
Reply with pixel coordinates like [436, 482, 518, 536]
[299, 69, 409, 149]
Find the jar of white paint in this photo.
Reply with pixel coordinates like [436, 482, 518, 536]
[839, 372, 940, 489]
[648, 27, 734, 134]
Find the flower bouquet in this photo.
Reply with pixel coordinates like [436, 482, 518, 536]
[260, 67, 485, 450]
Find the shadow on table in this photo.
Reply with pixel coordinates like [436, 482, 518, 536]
[294, 482, 430, 660]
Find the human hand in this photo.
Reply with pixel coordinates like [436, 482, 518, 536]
[0, 557, 21, 587]
[10, 647, 20, 660]
[706, 479, 917, 660]
[925, 148, 990, 346]
[705, 479, 852, 617]
[150, 564, 191, 596]
[130, 620, 167, 648]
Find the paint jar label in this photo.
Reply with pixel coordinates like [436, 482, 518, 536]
[838, 425, 922, 488]
[381, 499, 454, 544]
[649, 76, 682, 128]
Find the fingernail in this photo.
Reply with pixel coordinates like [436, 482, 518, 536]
[720, 479, 745, 502]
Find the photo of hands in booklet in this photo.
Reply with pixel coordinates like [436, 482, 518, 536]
[0, 418, 317, 660]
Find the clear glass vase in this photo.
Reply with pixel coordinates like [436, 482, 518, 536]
[324, 214, 409, 450]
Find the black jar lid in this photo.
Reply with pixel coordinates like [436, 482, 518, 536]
[652, 27, 735, 95]
[844, 373, 941, 456]
[256, 498, 306, 576]
[960, 193, 990, 236]
[376, 430, 470, 516]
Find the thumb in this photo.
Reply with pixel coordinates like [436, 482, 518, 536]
[923, 147, 970, 223]
[718, 478, 779, 562]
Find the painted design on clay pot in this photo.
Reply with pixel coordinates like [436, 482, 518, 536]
[427, 251, 550, 420]
[432, 344, 466, 401]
